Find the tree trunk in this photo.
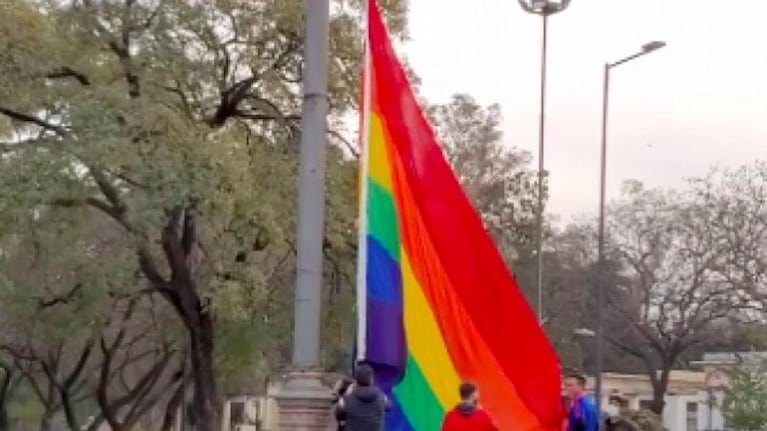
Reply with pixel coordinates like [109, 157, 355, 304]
[60, 391, 82, 431]
[161, 384, 184, 431]
[38, 411, 54, 431]
[189, 308, 220, 431]
[155, 286, 221, 431]
[0, 396, 8, 431]
[37, 381, 57, 431]
[0, 370, 14, 431]
[143, 208, 221, 431]
[649, 366, 671, 414]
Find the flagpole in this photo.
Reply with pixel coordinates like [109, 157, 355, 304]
[275, 0, 334, 429]
[292, 0, 330, 374]
[355, 0, 373, 365]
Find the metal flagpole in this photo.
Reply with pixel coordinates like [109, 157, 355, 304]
[355, 0, 373, 365]
[291, 0, 330, 372]
[275, 1, 334, 429]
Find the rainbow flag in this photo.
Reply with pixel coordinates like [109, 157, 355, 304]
[355, 3, 564, 431]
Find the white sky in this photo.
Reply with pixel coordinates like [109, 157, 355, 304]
[403, 0, 767, 221]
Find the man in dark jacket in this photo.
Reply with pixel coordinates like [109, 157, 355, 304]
[335, 364, 390, 431]
[441, 382, 498, 431]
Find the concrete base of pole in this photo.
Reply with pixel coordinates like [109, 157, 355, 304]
[274, 372, 334, 431]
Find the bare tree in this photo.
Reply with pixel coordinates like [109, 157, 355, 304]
[689, 163, 767, 309]
[604, 181, 745, 414]
[0, 292, 181, 431]
[91, 295, 182, 431]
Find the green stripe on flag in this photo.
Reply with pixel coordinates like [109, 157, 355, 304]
[394, 355, 446, 431]
[367, 178, 400, 260]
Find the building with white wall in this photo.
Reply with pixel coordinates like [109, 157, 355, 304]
[219, 380, 282, 431]
[586, 371, 708, 431]
[689, 351, 767, 431]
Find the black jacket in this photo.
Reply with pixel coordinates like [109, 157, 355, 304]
[336, 385, 389, 431]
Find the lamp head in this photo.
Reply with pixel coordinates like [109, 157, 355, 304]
[573, 328, 596, 337]
[519, 0, 572, 14]
[642, 41, 667, 53]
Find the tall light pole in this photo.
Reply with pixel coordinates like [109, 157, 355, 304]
[594, 40, 666, 413]
[518, 0, 572, 321]
[275, 1, 334, 430]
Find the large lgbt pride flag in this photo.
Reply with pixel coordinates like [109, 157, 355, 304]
[355, 2, 565, 431]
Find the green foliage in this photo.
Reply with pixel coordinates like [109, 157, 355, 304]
[626, 409, 665, 431]
[723, 362, 767, 431]
[607, 408, 666, 431]
[0, 5, 408, 424]
[0, 2, 397, 429]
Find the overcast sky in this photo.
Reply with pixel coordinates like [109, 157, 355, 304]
[402, 0, 767, 222]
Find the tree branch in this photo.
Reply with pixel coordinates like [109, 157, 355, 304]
[0, 107, 67, 136]
[36, 283, 84, 309]
[182, 207, 196, 256]
[46, 67, 91, 86]
[160, 380, 184, 431]
[98, 338, 122, 430]
[328, 129, 359, 158]
[207, 42, 300, 127]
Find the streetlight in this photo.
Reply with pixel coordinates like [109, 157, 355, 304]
[573, 327, 595, 338]
[518, 0, 573, 322]
[572, 328, 595, 385]
[594, 40, 666, 414]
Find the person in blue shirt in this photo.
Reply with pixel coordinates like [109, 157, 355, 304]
[564, 373, 599, 431]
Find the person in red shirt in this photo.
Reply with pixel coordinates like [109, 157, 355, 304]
[441, 382, 498, 431]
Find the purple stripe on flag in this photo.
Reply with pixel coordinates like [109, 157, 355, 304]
[365, 298, 406, 385]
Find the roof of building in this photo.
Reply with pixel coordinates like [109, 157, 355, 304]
[690, 351, 767, 367]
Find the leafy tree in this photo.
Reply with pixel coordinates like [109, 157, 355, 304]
[723, 360, 767, 431]
[0, 0, 406, 429]
[542, 222, 630, 372]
